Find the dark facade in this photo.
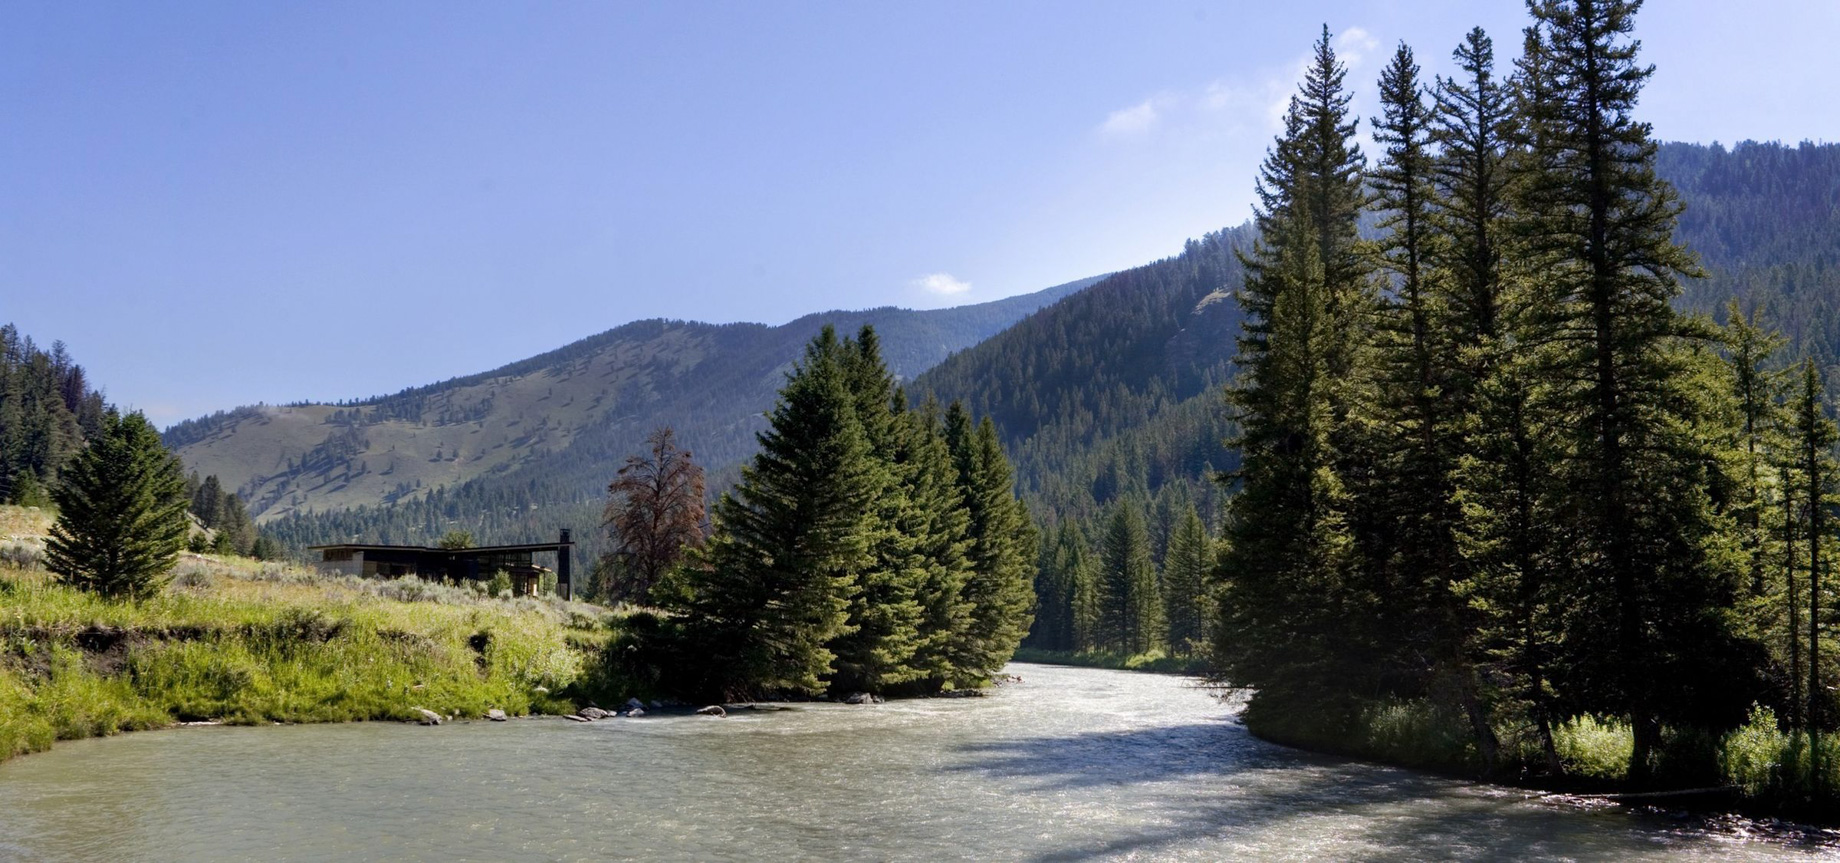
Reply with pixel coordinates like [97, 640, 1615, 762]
[311, 529, 575, 600]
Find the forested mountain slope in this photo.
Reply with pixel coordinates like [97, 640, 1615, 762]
[916, 141, 1840, 530]
[1663, 141, 1840, 359]
[169, 277, 1097, 533]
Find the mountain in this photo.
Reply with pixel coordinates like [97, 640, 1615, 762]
[914, 140, 1840, 532]
[176, 140, 1839, 566]
[167, 277, 1098, 550]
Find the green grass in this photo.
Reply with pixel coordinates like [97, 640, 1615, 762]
[0, 525, 628, 764]
[1010, 646, 1211, 675]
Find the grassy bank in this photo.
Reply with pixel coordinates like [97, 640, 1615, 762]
[1011, 646, 1210, 675]
[1243, 695, 1840, 823]
[0, 507, 623, 763]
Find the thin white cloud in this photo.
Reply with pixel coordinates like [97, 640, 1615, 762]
[913, 272, 972, 296]
[1335, 26, 1380, 70]
[1100, 98, 1165, 136]
[1097, 24, 1375, 141]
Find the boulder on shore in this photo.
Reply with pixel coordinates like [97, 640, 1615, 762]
[579, 706, 612, 720]
[695, 705, 727, 717]
[411, 707, 443, 726]
[623, 707, 645, 718]
[624, 697, 646, 712]
[486, 709, 509, 722]
[843, 692, 882, 705]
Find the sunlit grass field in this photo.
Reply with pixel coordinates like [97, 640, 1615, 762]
[0, 507, 620, 763]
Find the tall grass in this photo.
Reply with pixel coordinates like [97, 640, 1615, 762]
[0, 545, 623, 764]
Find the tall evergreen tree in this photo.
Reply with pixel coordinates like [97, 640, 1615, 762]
[660, 327, 875, 699]
[901, 397, 977, 688]
[1792, 361, 1836, 748]
[1723, 305, 1790, 597]
[1517, 0, 1743, 780]
[45, 412, 190, 599]
[945, 407, 1037, 682]
[1216, 25, 1370, 714]
[828, 328, 928, 693]
[1098, 504, 1163, 653]
[1161, 503, 1211, 653]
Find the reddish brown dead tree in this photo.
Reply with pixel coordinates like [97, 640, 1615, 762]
[601, 427, 706, 605]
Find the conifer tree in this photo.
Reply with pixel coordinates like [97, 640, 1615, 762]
[828, 328, 927, 693]
[661, 327, 875, 699]
[1723, 305, 1790, 597]
[1161, 503, 1211, 653]
[945, 406, 1036, 682]
[1099, 504, 1163, 653]
[1792, 361, 1836, 751]
[1216, 26, 1368, 709]
[1029, 520, 1079, 651]
[45, 411, 190, 599]
[902, 397, 977, 688]
[1517, 0, 1742, 780]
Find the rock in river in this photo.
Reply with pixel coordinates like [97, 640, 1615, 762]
[695, 705, 726, 717]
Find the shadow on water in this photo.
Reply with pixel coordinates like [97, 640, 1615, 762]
[951, 719, 1833, 862]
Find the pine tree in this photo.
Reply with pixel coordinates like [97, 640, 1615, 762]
[1028, 519, 1079, 651]
[1517, 0, 1743, 781]
[1792, 361, 1836, 757]
[1098, 504, 1163, 653]
[45, 411, 191, 599]
[945, 406, 1036, 682]
[1217, 25, 1369, 708]
[1365, 41, 1481, 712]
[1161, 503, 1211, 653]
[828, 328, 927, 693]
[661, 327, 875, 699]
[902, 397, 977, 688]
[1723, 305, 1790, 597]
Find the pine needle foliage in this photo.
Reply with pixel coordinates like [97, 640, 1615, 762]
[46, 412, 190, 599]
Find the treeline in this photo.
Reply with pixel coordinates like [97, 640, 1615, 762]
[0, 325, 108, 505]
[618, 325, 1035, 700]
[185, 472, 279, 559]
[1214, 0, 1835, 800]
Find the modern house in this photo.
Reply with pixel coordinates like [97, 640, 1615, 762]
[310, 529, 575, 600]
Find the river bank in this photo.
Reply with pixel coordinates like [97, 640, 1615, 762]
[0, 519, 620, 763]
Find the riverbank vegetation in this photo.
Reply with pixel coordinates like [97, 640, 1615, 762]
[1, 506, 615, 764]
[1211, 0, 1838, 821]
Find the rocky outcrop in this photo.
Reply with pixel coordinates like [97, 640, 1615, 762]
[411, 707, 443, 726]
[486, 709, 508, 722]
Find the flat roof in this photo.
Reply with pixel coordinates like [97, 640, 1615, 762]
[308, 541, 572, 554]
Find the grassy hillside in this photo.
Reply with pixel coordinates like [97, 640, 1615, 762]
[0, 506, 619, 763]
[167, 279, 1096, 560]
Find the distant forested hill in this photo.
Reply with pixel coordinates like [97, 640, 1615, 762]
[1663, 141, 1840, 360]
[170, 277, 1097, 559]
[915, 140, 1840, 533]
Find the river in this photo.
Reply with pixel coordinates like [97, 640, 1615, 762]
[0, 663, 1831, 861]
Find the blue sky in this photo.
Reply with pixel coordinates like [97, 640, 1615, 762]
[5, 1, 1836, 427]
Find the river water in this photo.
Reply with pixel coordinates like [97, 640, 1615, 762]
[0, 663, 1832, 861]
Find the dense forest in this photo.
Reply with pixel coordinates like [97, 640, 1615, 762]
[0, 325, 109, 507]
[1195, 0, 1835, 806]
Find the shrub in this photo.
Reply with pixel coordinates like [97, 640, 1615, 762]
[1555, 714, 1633, 781]
[487, 569, 513, 598]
